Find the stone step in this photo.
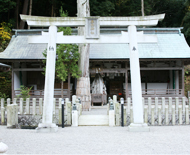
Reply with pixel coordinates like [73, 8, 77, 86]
[78, 115, 109, 126]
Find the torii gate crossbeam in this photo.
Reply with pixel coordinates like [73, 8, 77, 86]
[20, 14, 165, 132]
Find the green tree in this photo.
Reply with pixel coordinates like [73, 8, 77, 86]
[0, 22, 12, 52]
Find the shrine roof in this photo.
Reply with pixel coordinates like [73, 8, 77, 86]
[0, 28, 190, 60]
[89, 33, 190, 59]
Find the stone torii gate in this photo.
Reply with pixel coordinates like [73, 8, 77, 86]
[21, 14, 165, 132]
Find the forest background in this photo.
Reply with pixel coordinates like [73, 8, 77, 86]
[1, 0, 190, 98]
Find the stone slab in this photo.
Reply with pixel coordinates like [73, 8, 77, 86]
[128, 123, 150, 132]
[36, 123, 58, 133]
[79, 115, 109, 126]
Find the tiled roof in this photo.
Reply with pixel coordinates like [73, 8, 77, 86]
[90, 33, 190, 59]
[0, 28, 190, 60]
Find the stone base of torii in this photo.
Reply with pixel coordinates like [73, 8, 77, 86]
[21, 13, 165, 133]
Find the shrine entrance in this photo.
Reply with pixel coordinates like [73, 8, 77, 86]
[20, 14, 165, 131]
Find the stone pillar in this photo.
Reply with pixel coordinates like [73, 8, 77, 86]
[109, 110, 115, 127]
[128, 25, 149, 132]
[76, 0, 91, 111]
[72, 110, 78, 127]
[36, 25, 58, 133]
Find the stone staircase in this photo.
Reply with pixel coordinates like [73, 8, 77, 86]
[78, 115, 109, 126]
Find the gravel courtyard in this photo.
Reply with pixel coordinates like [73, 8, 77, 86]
[1, 125, 190, 154]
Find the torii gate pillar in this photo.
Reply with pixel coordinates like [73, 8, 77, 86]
[128, 25, 149, 131]
[36, 26, 58, 133]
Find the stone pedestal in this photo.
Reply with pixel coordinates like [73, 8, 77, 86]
[109, 110, 115, 127]
[72, 110, 78, 127]
[128, 123, 150, 132]
[36, 123, 58, 133]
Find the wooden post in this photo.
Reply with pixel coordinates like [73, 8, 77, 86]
[162, 97, 165, 114]
[175, 97, 179, 114]
[186, 105, 189, 125]
[39, 98, 43, 115]
[12, 63, 14, 100]
[58, 98, 62, 125]
[68, 74, 70, 100]
[172, 106, 175, 125]
[125, 62, 128, 100]
[158, 106, 162, 126]
[151, 106, 154, 125]
[182, 61, 185, 96]
[144, 107, 148, 124]
[1, 98, 5, 125]
[127, 98, 130, 115]
[179, 105, 182, 125]
[148, 97, 151, 115]
[130, 107, 133, 123]
[32, 98, 36, 115]
[155, 97, 158, 115]
[165, 106, 169, 125]
[26, 98, 30, 114]
[20, 98, 23, 114]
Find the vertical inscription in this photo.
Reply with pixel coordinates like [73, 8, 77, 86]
[85, 17, 100, 39]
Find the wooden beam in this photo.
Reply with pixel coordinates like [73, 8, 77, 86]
[20, 14, 165, 27]
[140, 67, 183, 70]
[13, 68, 44, 71]
[90, 67, 183, 73]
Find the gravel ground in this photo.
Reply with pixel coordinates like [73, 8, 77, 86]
[1, 125, 190, 154]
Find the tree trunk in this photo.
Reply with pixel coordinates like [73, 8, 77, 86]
[141, 0, 144, 16]
[68, 73, 71, 100]
[15, 0, 20, 29]
[19, 0, 29, 29]
[28, 0, 32, 29]
[76, 0, 91, 111]
[61, 81, 63, 98]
